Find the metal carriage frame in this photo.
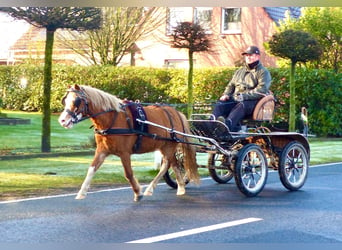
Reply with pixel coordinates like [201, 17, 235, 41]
[189, 117, 310, 197]
[141, 116, 310, 197]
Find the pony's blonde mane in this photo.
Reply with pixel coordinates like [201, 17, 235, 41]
[81, 85, 123, 112]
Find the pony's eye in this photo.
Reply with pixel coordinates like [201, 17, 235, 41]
[74, 97, 82, 108]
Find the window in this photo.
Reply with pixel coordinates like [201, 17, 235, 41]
[166, 7, 187, 35]
[221, 8, 241, 34]
[194, 7, 213, 33]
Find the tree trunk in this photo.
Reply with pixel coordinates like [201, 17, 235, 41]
[41, 29, 55, 152]
[187, 50, 194, 118]
[289, 60, 296, 132]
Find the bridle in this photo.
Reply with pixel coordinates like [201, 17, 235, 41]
[61, 86, 119, 125]
[61, 87, 91, 124]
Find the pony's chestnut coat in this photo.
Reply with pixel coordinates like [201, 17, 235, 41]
[59, 84, 199, 201]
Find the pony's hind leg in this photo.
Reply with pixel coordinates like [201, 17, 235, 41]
[173, 165, 186, 196]
[144, 151, 186, 196]
[76, 152, 107, 199]
[120, 153, 143, 202]
[144, 157, 169, 196]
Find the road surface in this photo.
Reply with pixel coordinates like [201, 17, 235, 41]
[1, 163, 341, 243]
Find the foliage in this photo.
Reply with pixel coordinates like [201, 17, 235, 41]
[0, 64, 43, 111]
[0, 7, 102, 152]
[0, 7, 102, 32]
[0, 65, 340, 136]
[295, 68, 342, 136]
[267, 29, 322, 131]
[278, 7, 342, 73]
[170, 21, 211, 117]
[268, 29, 322, 64]
[171, 22, 211, 52]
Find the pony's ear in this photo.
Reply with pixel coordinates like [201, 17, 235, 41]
[74, 84, 81, 90]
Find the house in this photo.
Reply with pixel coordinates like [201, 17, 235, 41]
[4, 7, 301, 68]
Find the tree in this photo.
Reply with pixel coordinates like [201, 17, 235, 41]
[171, 22, 210, 117]
[268, 29, 322, 131]
[278, 7, 341, 73]
[60, 7, 165, 66]
[0, 7, 102, 152]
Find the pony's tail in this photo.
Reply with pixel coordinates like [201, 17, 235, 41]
[179, 113, 200, 185]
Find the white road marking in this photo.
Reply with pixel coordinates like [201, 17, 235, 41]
[126, 217, 263, 243]
[0, 179, 211, 205]
[0, 186, 133, 204]
[0, 163, 340, 204]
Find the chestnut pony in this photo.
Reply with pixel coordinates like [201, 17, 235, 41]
[58, 84, 199, 201]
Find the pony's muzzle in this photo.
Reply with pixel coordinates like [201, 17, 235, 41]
[58, 112, 74, 128]
[59, 110, 83, 128]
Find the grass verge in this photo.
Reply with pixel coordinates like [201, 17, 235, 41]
[0, 110, 341, 201]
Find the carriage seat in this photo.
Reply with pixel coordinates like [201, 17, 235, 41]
[252, 94, 275, 121]
[246, 94, 275, 122]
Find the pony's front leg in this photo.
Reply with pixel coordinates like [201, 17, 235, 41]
[120, 153, 143, 202]
[76, 152, 107, 200]
[76, 166, 96, 199]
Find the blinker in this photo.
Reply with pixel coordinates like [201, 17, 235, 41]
[74, 97, 82, 108]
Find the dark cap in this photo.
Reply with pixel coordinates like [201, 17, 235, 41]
[242, 46, 260, 55]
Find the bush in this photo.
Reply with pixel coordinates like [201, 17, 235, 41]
[0, 64, 340, 136]
[295, 68, 342, 136]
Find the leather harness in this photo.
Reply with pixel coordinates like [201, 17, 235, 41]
[62, 87, 186, 153]
[94, 102, 185, 153]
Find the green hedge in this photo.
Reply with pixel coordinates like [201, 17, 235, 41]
[0, 64, 340, 136]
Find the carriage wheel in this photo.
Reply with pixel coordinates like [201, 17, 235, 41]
[208, 153, 234, 184]
[234, 144, 268, 197]
[163, 149, 189, 189]
[278, 141, 309, 191]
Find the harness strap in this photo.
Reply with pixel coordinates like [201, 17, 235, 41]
[157, 105, 183, 142]
[94, 128, 177, 142]
[123, 102, 147, 153]
[94, 104, 186, 145]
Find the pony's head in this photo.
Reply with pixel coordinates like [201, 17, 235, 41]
[59, 84, 124, 129]
[58, 84, 89, 128]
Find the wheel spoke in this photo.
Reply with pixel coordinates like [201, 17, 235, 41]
[235, 144, 268, 196]
[250, 174, 257, 187]
[279, 141, 309, 191]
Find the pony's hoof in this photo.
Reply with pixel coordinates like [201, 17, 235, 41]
[134, 194, 144, 202]
[75, 193, 86, 199]
[177, 189, 186, 196]
[143, 190, 153, 196]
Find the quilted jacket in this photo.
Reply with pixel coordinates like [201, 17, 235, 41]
[223, 61, 272, 101]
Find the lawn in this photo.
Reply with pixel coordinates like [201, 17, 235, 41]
[1, 110, 94, 154]
[0, 110, 341, 200]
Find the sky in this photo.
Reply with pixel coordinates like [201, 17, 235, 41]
[0, 12, 29, 58]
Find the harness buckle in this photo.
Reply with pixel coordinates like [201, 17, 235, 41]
[95, 129, 108, 135]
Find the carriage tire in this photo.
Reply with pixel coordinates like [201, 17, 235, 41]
[163, 150, 190, 189]
[163, 169, 177, 189]
[208, 153, 234, 184]
[234, 144, 268, 197]
[278, 141, 309, 191]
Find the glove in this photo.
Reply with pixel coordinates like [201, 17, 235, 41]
[234, 93, 244, 102]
